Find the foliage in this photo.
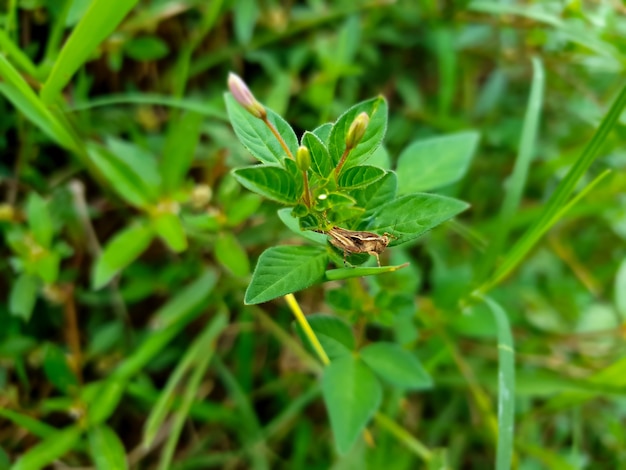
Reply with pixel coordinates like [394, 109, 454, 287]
[1, 1, 626, 469]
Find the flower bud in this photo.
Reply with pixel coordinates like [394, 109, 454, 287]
[0, 203, 15, 221]
[190, 184, 212, 209]
[296, 146, 311, 172]
[345, 112, 369, 150]
[227, 72, 266, 119]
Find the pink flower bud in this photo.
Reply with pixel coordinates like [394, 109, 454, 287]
[227, 72, 266, 119]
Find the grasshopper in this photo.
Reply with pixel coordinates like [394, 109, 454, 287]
[318, 226, 396, 267]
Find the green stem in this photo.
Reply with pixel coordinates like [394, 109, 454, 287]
[374, 413, 433, 462]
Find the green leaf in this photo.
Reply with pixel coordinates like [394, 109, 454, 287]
[82, 380, 127, 425]
[294, 314, 355, 359]
[396, 131, 480, 193]
[233, 165, 301, 204]
[26, 193, 53, 248]
[32, 251, 61, 284]
[92, 221, 154, 289]
[351, 171, 397, 220]
[328, 96, 388, 168]
[0, 447, 8, 469]
[215, 232, 250, 277]
[152, 213, 187, 253]
[12, 426, 82, 470]
[232, 0, 259, 44]
[88, 425, 128, 470]
[160, 111, 203, 193]
[225, 193, 262, 226]
[302, 131, 333, 177]
[322, 355, 382, 454]
[9, 274, 39, 321]
[148, 270, 218, 329]
[338, 165, 385, 190]
[43, 344, 79, 394]
[366, 193, 469, 246]
[182, 213, 221, 232]
[615, 258, 626, 320]
[277, 208, 327, 244]
[0, 409, 56, 439]
[360, 342, 432, 390]
[225, 92, 298, 164]
[124, 36, 169, 61]
[245, 246, 329, 304]
[88, 144, 156, 208]
[0, 56, 80, 153]
[41, 0, 141, 103]
[105, 137, 161, 196]
[312, 122, 332, 143]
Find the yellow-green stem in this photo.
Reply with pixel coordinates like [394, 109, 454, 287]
[263, 116, 294, 159]
[284, 293, 330, 366]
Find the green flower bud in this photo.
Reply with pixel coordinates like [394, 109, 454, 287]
[296, 146, 311, 171]
[0, 203, 15, 221]
[345, 112, 370, 149]
[227, 72, 267, 119]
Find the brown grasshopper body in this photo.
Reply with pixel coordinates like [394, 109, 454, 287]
[318, 226, 394, 267]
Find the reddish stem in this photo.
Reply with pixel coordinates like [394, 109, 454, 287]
[334, 147, 351, 178]
[302, 170, 311, 207]
[263, 116, 294, 159]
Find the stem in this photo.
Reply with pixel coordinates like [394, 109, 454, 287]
[262, 116, 294, 159]
[284, 293, 330, 366]
[280, 295, 435, 461]
[334, 147, 351, 178]
[62, 284, 83, 383]
[302, 170, 312, 207]
[69, 180, 133, 340]
[374, 413, 433, 462]
[428, 306, 499, 439]
[252, 306, 323, 374]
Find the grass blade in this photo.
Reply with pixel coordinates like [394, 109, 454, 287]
[477, 82, 626, 294]
[143, 310, 228, 447]
[69, 93, 227, 119]
[0, 55, 79, 153]
[480, 296, 516, 470]
[214, 356, 269, 470]
[41, 0, 140, 103]
[156, 312, 229, 470]
[0, 29, 39, 78]
[478, 57, 544, 279]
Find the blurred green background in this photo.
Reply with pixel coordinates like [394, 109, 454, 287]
[1, 0, 626, 469]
